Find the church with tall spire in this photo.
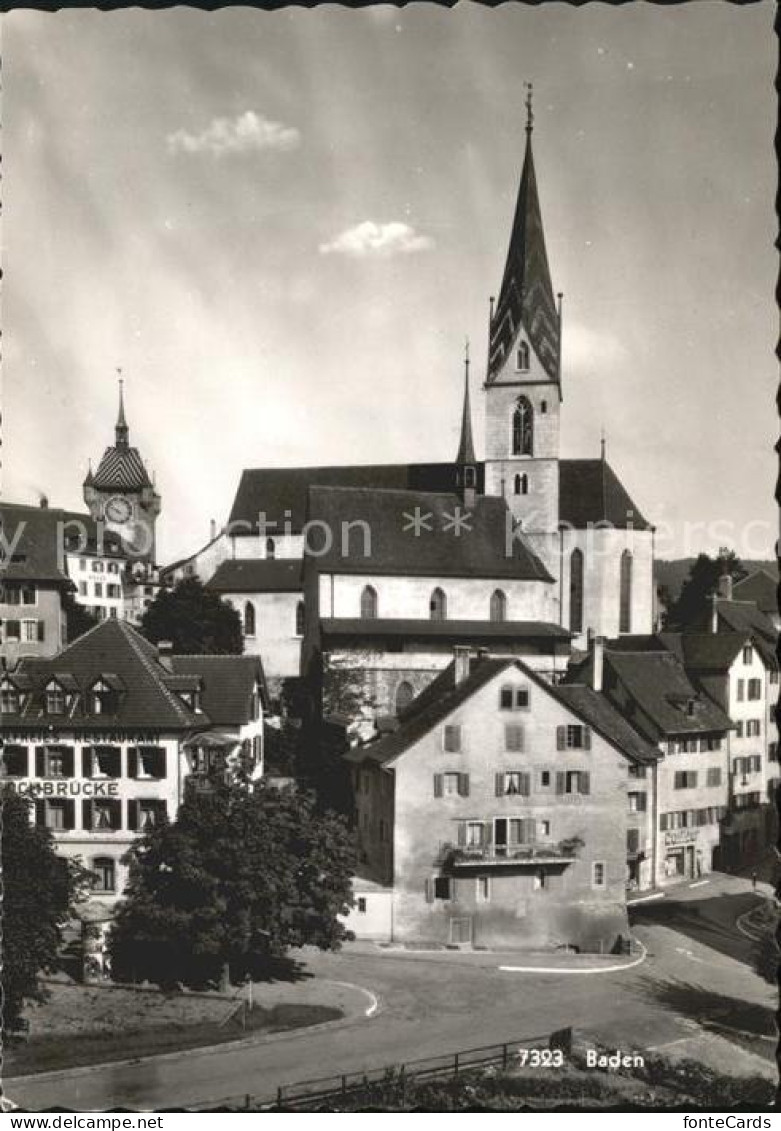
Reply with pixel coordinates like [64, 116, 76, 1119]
[84, 380, 161, 562]
[165, 92, 655, 700]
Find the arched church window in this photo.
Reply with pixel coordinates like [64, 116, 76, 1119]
[295, 600, 305, 636]
[395, 681, 414, 715]
[244, 601, 256, 637]
[266, 537, 276, 560]
[360, 585, 378, 620]
[512, 397, 533, 457]
[490, 589, 507, 623]
[429, 587, 447, 622]
[619, 551, 633, 634]
[569, 549, 584, 635]
[516, 342, 530, 371]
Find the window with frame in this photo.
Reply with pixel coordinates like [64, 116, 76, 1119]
[628, 791, 647, 813]
[496, 770, 530, 797]
[131, 746, 166, 779]
[91, 800, 121, 831]
[45, 800, 70, 831]
[746, 720, 761, 737]
[0, 684, 20, 714]
[360, 585, 378, 620]
[90, 746, 121, 778]
[429, 587, 447, 622]
[736, 679, 745, 702]
[266, 537, 276, 560]
[107, 561, 119, 574]
[94, 583, 103, 598]
[43, 747, 73, 778]
[516, 341, 530, 371]
[92, 857, 116, 893]
[89, 680, 118, 716]
[490, 589, 507, 623]
[476, 875, 491, 903]
[21, 619, 38, 642]
[706, 767, 722, 787]
[3, 619, 20, 641]
[592, 862, 606, 888]
[538, 769, 551, 789]
[3, 745, 28, 776]
[505, 724, 524, 752]
[92, 561, 104, 573]
[558, 724, 589, 750]
[465, 821, 484, 848]
[747, 679, 762, 701]
[357, 897, 367, 914]
[107, 584, 122, 599]
[78, 581, 88, 596]
[45, 683, 66, 714]
[433, 876, 454, 901]
[539, 819, 551, 837]
[443, 772, 462, 796]
[674, 770, 698, 790]
[138, 801, 166, 831]
[743, 645, 754, 665]
[443, 724, 461, 752]
[557, 770, 590, 796]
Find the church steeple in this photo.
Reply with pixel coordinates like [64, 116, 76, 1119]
[487, 83, 560, 386]
[456, 340, 477, 509]
[115, 374, 129, 449]
[456, 339, 476, 466]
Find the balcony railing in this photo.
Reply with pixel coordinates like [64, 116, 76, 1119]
[438, 840, 581, 868]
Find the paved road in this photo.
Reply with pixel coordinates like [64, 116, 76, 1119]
[8, 901, 774, 1111]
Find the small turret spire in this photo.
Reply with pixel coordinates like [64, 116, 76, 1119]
[456, 338, 476, 466]
[115, 369, 129, 448]
[600, 427, 606, 462]
[525, 81, 534, 136]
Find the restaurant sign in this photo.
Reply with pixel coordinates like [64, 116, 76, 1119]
[663, 828, 698, 847]
[9, 779, 120, 798]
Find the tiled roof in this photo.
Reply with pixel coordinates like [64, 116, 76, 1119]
[92, 445, 152, 491]
[207, 559, 302, 593]
[0, 502, 126, 586]
[733, 569, 778, 617]
[227, 459, 649, 536]
[601, 649, 732, 740]
[347, 654, 659, 769]
[660, 632, 747, 673]
[169, 655, 268, 724]
[306, 486, 553, 582]
[488, 134, 560, 383]
[321, 618, 570, 641]
[558, 460, 651, 531]
[13, 619, 201, 730]
[713, 600, 777, 668]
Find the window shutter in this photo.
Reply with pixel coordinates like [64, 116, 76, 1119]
[556, 725, 566, 751]
[525, 818, 536, 844]
[82, 748, 93, 778]
[128, 800, 138, 832]
[457, 822, 467, 848]
[483, 821, 493, 845]
[459, 773, 470, 798]
[127, 747, 138, 779]
[555, 771, 565, 795]
[112, 800, 122, 830]
[583, 727, 592, 751]
[82, 799, 92, 830]
[156, 748, 167, 779]
[495, 772, 504, 797]
[424, 878, 435, 904]
[520, 772, 531, 797]
[37, 621, 45, 642]
[433, 773, 443, 798]
[34, 799, 45, 827]
[627, 828, 639, 853]
[62, 747, 74, 777]
[579, 771, 591, 796]
[637, 792, 647, 812]
[35, 747, 45, 777]
[64, 801, 75, 830]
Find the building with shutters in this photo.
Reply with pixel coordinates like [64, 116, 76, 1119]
[162, 96, 655, 697]
[0, 618, 267, 906]
[345, 647, 658, 950]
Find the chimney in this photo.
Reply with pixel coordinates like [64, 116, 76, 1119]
[717, 571, 733, 602]
[710, 592, 719, 635]
[210, 519, 217, 542]
[39, 494, 49, 509]
[453, 645, 471, 685]
[593, 636, 605, 693]
[158, 639, 174, 671]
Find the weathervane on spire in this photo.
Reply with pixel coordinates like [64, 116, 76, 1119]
[464, 336, 470, 375]
[524, 81, 534, 135]
[600, 427, 607, 462]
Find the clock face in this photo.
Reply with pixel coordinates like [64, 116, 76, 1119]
[104, 495, 133, 524]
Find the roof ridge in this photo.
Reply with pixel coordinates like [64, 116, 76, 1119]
[119, 622, 199, 725]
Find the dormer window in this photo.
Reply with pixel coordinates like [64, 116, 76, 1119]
[89, 679, 119, 716]
[266, 537, 276, 561]
[686, 698, 696, 718]
[179, 690, 201, 712]
[45, 681, 66, 715]
[516, 341, 530, 371]
[0, 682, 20, 714]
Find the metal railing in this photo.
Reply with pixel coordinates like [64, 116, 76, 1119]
[196, 1031, 559, 1111]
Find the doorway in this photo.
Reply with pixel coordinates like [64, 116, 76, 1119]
[449, 917, 473, 945]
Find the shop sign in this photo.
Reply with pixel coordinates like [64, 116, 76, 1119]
[9, 780, 120, 798]
[663, 828, 698, 847]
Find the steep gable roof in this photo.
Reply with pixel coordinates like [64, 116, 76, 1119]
[733, 569, 778, 617]
[305, 485, 553, 582]
[558, 460, 651, 531]
[0, 501, 126, 586]
[169, 654, 268, 724]
[207, 559, 302, 593]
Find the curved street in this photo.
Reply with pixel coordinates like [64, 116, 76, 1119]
[7, 873, 775, 1112]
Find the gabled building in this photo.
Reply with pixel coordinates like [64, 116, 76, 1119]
[345, 648, 658, 950]
[732, 569, 779, 632]
[0, 501, 73, 660]
[0, 619, 267, 906]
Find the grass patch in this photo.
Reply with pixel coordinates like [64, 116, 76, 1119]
[5, 1002, 343, 1078]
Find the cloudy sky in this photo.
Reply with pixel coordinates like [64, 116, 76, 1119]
[4, 2, 776, 564]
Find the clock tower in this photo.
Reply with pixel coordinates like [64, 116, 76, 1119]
[83, 380, 161, 563]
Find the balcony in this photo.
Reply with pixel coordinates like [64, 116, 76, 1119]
[438, 839, 581, 869]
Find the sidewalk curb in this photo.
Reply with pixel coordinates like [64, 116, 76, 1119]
[499, 940, 648, 976]
[3, 981, 378, 1089]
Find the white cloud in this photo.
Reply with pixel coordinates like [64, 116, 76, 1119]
[319, 221, 434, 258]
[167, 111, 300, 157]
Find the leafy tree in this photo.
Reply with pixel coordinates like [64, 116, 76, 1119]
[1, 788, 91, 1031]
[665, 550, 745, 630]
[140, 577, 243, 654]
[108, 782, 356, 989]
[62, 588, 99, 644]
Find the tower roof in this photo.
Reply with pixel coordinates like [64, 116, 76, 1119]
[456, 341, 476, 465]
[488, 91, 560, 384]
[88, 379, 153, 492]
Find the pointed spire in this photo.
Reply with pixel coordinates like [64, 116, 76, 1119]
[487, 86, 560, 384]
[115, 369, 129, 448]
[600, 427, 606, 462]
[456, 338, 476, 466]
